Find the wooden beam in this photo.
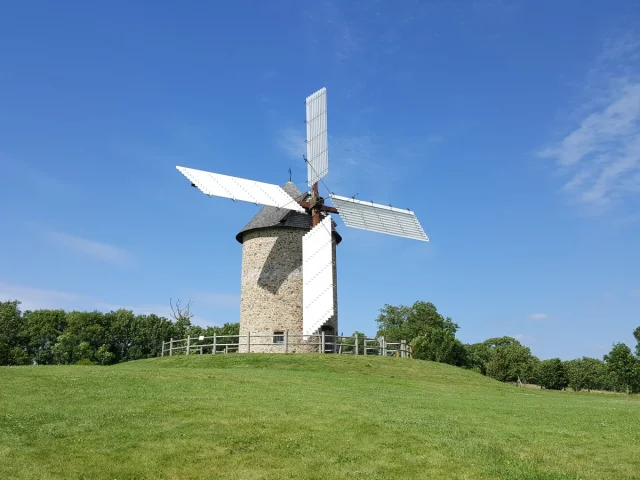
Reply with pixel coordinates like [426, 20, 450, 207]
[297, 200, 338, 214]
[311, 183, 320, 227]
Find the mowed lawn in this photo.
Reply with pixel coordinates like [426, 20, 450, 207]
[1, 355, 639, 479]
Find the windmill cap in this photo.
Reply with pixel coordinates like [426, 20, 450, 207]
[235, 181, 342, 244]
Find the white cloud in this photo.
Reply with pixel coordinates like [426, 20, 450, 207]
[44, 230, 134, 266]
[539, 35, 640, 214]
[528, 313, 548, 320]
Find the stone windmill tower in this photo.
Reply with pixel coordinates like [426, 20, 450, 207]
[235, 181, 342, 352]
[176, 87, 429, 353]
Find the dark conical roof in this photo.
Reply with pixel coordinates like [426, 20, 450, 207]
[235, 181, 342, 244]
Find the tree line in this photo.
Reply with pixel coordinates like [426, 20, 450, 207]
[0, 299, 238, 366]
[3, 297, 640, 394]
[373, 301, 640, 394]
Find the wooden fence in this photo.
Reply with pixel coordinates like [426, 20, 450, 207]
[161, 332, 412, 358]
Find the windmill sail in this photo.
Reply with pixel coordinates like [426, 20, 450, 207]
[305, 88, 328, 186]
[177, 166, 306, 213]
[302, 215, 334, 335]
[330, 194, 429, 242]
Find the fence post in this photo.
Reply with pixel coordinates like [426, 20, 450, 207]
[186, 336, 191, 355]
[401, 340, 406, 358]
[363, 339, 367, 355]
[380, 336, 385, 356]
[355, 334, 359, 355]
[213, 333, 217, 354]
[161, 341, 165, 357]
[247, 332, 251, 353]
[169, 338, 173, 356]
[321, 331, 325, 353]
[285, 330, 289, 353]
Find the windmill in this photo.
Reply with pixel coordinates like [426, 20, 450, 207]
[176, 87, 429, 343]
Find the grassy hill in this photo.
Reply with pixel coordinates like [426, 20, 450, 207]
[1, 355, 638, 479]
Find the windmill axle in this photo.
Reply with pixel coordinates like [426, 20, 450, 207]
[297, 183, 337, 227]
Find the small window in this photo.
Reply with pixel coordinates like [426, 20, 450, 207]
[273, 331, 284, 344]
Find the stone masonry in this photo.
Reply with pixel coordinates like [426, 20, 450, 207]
[238, 226, 338, 353]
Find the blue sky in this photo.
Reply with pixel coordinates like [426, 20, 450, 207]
[1, 0, 639, 360]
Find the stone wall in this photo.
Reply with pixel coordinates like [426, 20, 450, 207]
[238, 226, 338, 353]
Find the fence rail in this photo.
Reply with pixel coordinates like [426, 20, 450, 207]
[161, 332, 412, 358]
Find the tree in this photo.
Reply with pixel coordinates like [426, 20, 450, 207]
[473, 337, 539, 384]
[106, 308, 137, 362]
[52, 332, 77, 364]
[604, 343, 640, 394]
[537, 358, 569, 390]
[376, 301, 465, 366]
[464, 342, 492, 375]
[0, 300, 26, 366]
[634, 326, 640, 357]
[170, 298, 194, 339]
[65, 311, 108, 353]
[1, 296, 235, 365]
[374, 304, 412, 341]
[375, 301, 459, 342]
[22, 309, 67, 365]
[95, 344, 115, 365]
[565, 357, 609, 392]
[412, 329, 467, 366]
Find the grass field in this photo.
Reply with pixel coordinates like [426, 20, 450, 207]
[1, 355, 639, 479]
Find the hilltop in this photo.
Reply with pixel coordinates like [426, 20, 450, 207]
[1, 355, 639, 479]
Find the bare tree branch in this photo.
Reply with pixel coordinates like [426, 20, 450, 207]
[169, 297, 194, 322]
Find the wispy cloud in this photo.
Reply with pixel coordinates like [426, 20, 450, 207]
[277, 127, 441, 199]
[528, 313, 548, 320]
[538, 35, 640, 215]
[0, 154, 73, 195]
[472, 0, 524, 24]
[302, 0, 363, 63]
[192, 292, 240, 309]
[0, 282, 236, 327]
[44, 230, 134, 267]
[590, 343, 610, 355]
[513, 333, 536, 344]
[0, 283, 91, 312]
[278, 127, 306, 160]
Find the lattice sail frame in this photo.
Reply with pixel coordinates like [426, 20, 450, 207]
[177, 166, 305, 213]
[302, 215, 335, 336]
[306, 87, 328, 186]
[330, 194, 429, 242]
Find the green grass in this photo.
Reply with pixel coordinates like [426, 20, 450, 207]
[1, 355, 639, 479]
